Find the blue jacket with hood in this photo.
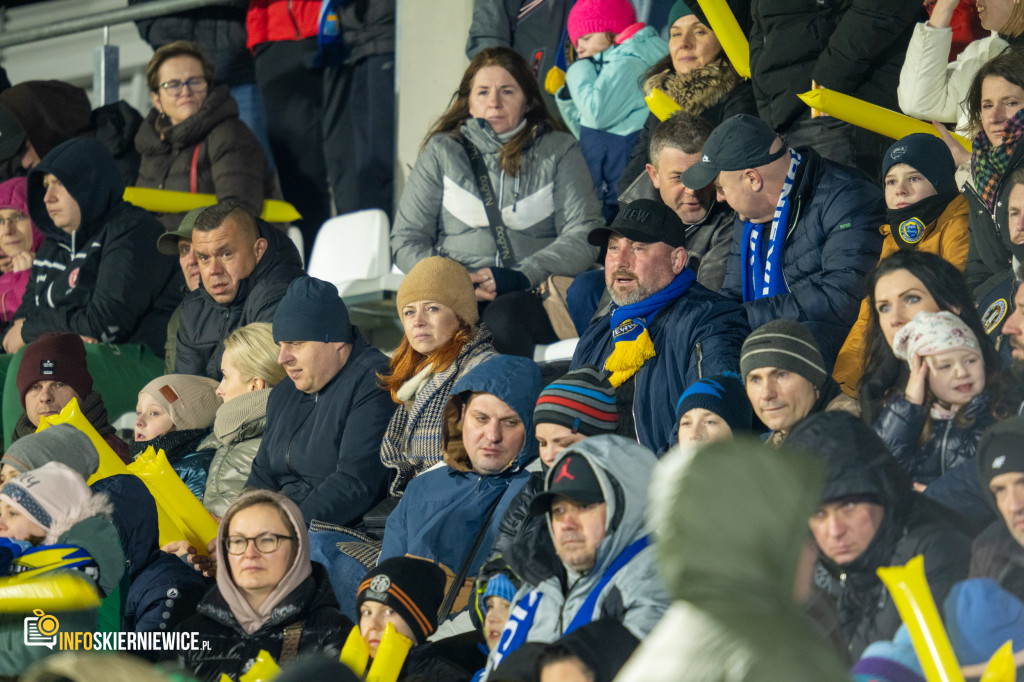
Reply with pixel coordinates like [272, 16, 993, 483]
[380, 355, 543, 590]
[18, 137, 182, 355]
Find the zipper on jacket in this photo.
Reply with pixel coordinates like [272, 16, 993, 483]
[939, 419, 953, 474]
[695, 342, 704, 380]
[287, 0, 302, 38]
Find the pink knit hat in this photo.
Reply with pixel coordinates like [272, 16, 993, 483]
[893, 311, 981, 365]
[567, 0, 637, 46]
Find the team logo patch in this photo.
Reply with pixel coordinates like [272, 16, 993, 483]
[40, 359, 55, 376]
[982, 298, 1008, 335]
[68, 267, 80, 289]
[369, 575, 391, 593]
[993, 455, 1007, 469]
[898, 218, 925, 244]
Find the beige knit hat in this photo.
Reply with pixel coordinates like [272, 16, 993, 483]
[396, 256, 479, 326]
[138, 374, 221, 431]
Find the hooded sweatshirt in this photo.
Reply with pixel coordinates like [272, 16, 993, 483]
[484, 435, 670, 678]
[0, 81, 92, 162]
[0, 177, 44, 324]
[616, 438, 850, 681]
[17, 137, 182, 355]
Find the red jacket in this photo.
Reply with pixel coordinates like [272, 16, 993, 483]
[246, 0, 322, 49]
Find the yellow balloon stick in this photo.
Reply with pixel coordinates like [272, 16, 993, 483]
[977, 641, 1016, 682]
[367, 622, 413, 682]
[798, 88, 973, 152]
[695, 0, 750, 78]
[123, 187, 302, 223]
[0, 571, 100, 611]
[238, 649, 281, 682]
[339, 625, 371, 677]
[127, 447, 218, 552]
[645, 88, 683, 122]
[877, 556, 965, 682]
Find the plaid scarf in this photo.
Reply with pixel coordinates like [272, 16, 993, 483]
[971, 108, 1024, 212]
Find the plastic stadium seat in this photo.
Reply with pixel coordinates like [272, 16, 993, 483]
[307, 210, 404, 309]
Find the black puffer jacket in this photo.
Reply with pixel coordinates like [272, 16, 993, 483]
[173, 564, 351, 681]
[786, 412, 971, 660]
[17, 137, 182, 355]
[719, 146, 885, 368]
[488, 470, 559, 587]
[175, 219, 303, 378]
[134, 84, 271, 230]
[748, 0, 925, 133]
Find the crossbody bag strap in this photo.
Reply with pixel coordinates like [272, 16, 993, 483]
[458, 135, 516, 268]
[280, 621, 304, 663]
[437, 493, 504, 624]
[190, 143, 202, 194]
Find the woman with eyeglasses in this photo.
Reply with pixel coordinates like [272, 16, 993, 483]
[135, 40, 273, 230]
[0, 177, 42, 333]
[171, 490, 352, 680]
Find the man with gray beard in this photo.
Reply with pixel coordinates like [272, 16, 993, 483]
[570, 199, 749, 453]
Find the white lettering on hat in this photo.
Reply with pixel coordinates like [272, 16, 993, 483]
[41, 360, 54, 376]
[993, 455, 1007, 469]
[890, 145, 906, 159]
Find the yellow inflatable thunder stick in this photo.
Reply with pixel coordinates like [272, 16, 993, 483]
[123, 187, 302, 223]
[976, 642, 1016, 682]
[797, 88, 973, 152]
[237, 650, 282, 682]
[0, 571, 99, 611]
[367, 622, 414, 682]
[645, 88, 683, 122]
[128, 447, 219, 553]
[695, 0, 750, 78]
[339, 625, 371, 677]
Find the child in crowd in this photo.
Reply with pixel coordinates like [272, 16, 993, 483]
[674, 372, 752, 445]
[556, 0, 668, 221]
[480, 573, 517, 653]
[130, 374, 221, 499]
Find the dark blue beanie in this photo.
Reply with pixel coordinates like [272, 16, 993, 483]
[675, 372, 752, 433]
[272, 276, 353, 343]
[881, 133, 956, 195]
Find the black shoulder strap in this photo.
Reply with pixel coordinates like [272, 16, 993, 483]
[437, 494, 504, 624]
[459, 135, 516, 268]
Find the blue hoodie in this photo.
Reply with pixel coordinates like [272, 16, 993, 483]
[380, 355, 543, 580]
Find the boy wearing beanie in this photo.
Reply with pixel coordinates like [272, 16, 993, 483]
[674, 372, 751, 445]
[533, 365, 618, 467]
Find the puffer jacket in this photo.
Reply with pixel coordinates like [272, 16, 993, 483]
[245, 0, 320, 49]
[380, 356, 543, 604]
[555, 26, 667, 138]
[129, 428, 216, 500]
[17, 137, 182, 355]
[786, 412, 972, 659]
[173, 564, 350, 681]
[964, 137, 1024, 295]
[833, 194, 970, 396]
[390, 120, 602, 287]
[571, 276, 749, 454]
[175, 219, 303, 379]
[484, 436, 670, 678]
[682, 199, 735, 293]
[748, 0, 925, 133]
[488, 471, 557, 588]
[202, 388, 269, 517]
[719, 146, 885, 368]
[616, 439, 849, 682]
[134, 84, 270, 230]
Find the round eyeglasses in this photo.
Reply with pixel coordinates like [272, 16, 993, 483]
[225, 533, 295, 555]
[160, 77, 208, 97]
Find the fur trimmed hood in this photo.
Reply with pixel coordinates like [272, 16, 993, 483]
[644, 57, 741, 116]
[44, 491, 113, 546]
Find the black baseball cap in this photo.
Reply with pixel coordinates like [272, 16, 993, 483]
[529, 453, 605, 515]
[587, 199, 686, 248]
[0, 104, 26, 163]
[679, 114, 786, 190]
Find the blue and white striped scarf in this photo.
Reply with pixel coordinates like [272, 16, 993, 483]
[741, 148, 802, 302]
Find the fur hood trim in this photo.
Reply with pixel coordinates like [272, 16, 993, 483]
[43, 492, 113, 545]
[644, 57, 741, 116]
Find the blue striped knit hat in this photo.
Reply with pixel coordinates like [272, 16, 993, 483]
[482, 574, 517, 614]
[533, 366, 618, 436]
[675, 372, 752, 433]
[0, 461, 91, 534]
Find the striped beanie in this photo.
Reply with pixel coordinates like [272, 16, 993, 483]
[482, 573, 518, 614]
[675, 372, 752, 432]
[0, 461, 92, 536]
[740, 320, 827, 389]
[357, 556, 445, 644]
[533, 366, 618, 436]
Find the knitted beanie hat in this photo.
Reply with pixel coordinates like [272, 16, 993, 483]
[138, 374, 221, 431]
[482, 573, 517, 614]
[851, 626, 925, 682]
[567, 0, 637, 45]
[1, 423, 99, 479]
[667, 0, 705, 28]
[17, 332, 92, 408]
[0, 461, 92, 536]
[739, 320, 827, 389]
[534, 366, 618, 436]
[881, 133, 957, 196]
[396, 256, 478, 327]
[357, 556, 446, 644]
[944, 578, 1024, 667]
[273, 276, 353, 344]
[977, 416, 1024, 494]
[674, 372, 752, 433]
[892, 311, 980, 365]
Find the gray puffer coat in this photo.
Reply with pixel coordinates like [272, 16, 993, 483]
[202, 388, 270, 517]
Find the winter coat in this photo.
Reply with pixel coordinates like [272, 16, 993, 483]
[970, 519, 1024, 601]
[683, 199, 736, 293]
[571, 280, 749, 454]
[616, 439, 851, 681]
[899, 26, 1011, 134]
[833, 194, 970, 396]
[202, 388, 270, 518]
[555, 27, 667, 138]
[130, 428, 216, 500]
[92, 474, 208, 635]
[246, 332, 394, 528]
[17, 137, 182, 355]
[175, 219, 303, 379]
[748, 0, 925, 133]
[0, 177, 44, 325]
[337, 0, 395, 64]
[134, 84, 270, 230]
[719, 147, 886, 368]
[964, 138, 1024, 295]
[245, 0, 320, 49]
[379, 325, 498, 496]
[484, 436, 670, 678]
[380, 356, 544, 608]
[488, 471, 558, 587]
[173, 564, 350, 681]
[390, 120, 602, 287]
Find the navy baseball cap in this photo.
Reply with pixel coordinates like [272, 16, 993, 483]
[680, 114, 786, 190]
[588, 199, 686, 248]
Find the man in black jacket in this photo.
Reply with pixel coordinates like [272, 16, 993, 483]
[681, 114, 884, 368]
[785, 411, 971, 660]
[246, 276, 394, 528]
[175, 201, 303, 378]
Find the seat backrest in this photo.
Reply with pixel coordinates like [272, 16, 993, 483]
[307, 209, 391, 285]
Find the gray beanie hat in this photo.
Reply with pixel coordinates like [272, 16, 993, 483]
[273, 276, 353, 344]
[740, 320, 827, 389]
[0, 423, 100, 479]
